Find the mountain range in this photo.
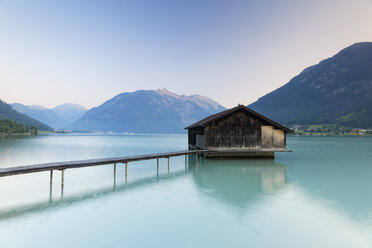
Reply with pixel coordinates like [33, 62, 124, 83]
[0, 100, 53, 131]
[67, 89, 226, 133]
[2, 42, 372, 132]
[11, 103, 87, 129]
[249, 42, 372, 128]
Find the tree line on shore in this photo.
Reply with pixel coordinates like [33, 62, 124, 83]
[0, 119, 38, 135]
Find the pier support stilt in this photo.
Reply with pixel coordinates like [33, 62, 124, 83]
[50, 170, 53, 185]
[113, 163, 117, 189]
[167, 157, 170, 177]
[195, 153, 198, 165]
[61, 169, 65, 200]
[125, 162, 128, 177]
[49, 170, 53, 202]
[61, 169, 65, 187]
[49, 181, 53, 203]
[157, 158, 159, 178]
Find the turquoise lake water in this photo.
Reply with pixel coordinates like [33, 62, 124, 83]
[0, 134, 372, 247]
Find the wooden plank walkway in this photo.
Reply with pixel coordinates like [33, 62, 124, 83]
[0, 150, 209, 178]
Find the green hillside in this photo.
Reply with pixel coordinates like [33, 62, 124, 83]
[249, 42, 372, 128]
[0, 100, 53, 131]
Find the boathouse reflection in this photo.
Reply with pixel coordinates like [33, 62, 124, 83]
[188, 157, 287, 208]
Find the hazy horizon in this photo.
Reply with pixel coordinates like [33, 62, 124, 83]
[1, 0, 372, 109]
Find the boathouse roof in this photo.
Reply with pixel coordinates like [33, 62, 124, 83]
[185, 105, 293, 133]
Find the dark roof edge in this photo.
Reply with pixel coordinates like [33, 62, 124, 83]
[185, 105, 293, 133]
[184, 105, 241, 129]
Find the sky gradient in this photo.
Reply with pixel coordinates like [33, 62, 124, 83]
[1, 0, 372, 108]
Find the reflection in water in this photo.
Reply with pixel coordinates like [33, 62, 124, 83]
[2, 135, 372, 247]
[188, 156, 287, 208]
[0, 170, 187, 223]
[0, 157, 288, 223]
[1, 151, 372, 247]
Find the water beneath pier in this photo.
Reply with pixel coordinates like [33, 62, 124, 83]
[0, 134, 372, 247]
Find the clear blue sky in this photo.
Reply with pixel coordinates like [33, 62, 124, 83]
[1, 0, 371, 108]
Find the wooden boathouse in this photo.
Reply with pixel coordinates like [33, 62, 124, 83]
[185, 105, 293, 157]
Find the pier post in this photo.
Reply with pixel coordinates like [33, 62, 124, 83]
[50, 170, 53, 185]
[61, 169, 65, 200]
[113, 163, 117, 189]
[195, 153, 198, 165]
[49, 170, 54, 202]
[49, 181, 53, 203]
[157, 158, 159, 178]
[61, 169, 65, 187]
[168, 157, 170, 172]
[125, 162, 128, 177]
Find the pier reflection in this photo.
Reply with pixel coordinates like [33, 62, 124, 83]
[0, 157, 288, 223]
[188, 156, 287, 208]
[0, 167, 191, 223]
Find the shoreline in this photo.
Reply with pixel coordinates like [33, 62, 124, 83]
[291, 132, 372, 137]
[0, 133, 37, 137]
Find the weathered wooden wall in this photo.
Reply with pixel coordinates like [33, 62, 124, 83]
[261, 126, 285, 148]
[196, 135, 205, 149]
[188, 109, 287, 151]
[272, 129, 285, 148]
[204, 110, 266, 149]
[205, 126, 261, 149]
[213, 110, 269, 127]
[188, 127, 204, 149]
[261, 126, 274, 148]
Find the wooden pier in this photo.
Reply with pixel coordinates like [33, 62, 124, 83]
[0, 150, 209, 182]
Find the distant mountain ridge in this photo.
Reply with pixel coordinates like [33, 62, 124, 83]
[68, 89, 226, 133]
[11, 103, 69, 129]
[52, 103, 87, 124]
[249, 42, 372, 128]
[0, 100, 53, 131]
[11, 103, 87, 129]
